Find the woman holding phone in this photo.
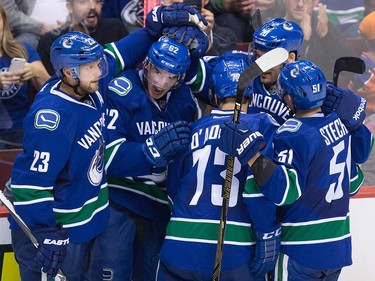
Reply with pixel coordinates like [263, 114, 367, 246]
[0, 4, 49, 149]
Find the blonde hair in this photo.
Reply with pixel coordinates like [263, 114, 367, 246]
[0, 5, 28, 60]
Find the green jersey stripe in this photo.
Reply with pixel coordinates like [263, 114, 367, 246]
[350, 165, 364, 194]
[108, 176, 169, 204]
[279, 166, 301, 206]
[104, 138, 125, 171]
[281, 215, 350, 243]
[166, 218, 255, 244]
[61, 201, 109, 228]
[12, 187, 53, 203]
[104, 43, 125, 76]
[54, 185, 108, 225]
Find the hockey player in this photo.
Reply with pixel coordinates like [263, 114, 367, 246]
[156, 55, 280, 281]
[219, 60, 373, 280]
[101, 35, 206, 281]
[247, 18, 304, 125]
[8, 4, 208, 281]
[175, 18, 304, 122]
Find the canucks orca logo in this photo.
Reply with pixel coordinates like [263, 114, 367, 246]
[88, 136, 104, 186]
[62, 38, 74, 49]
[109, 77, 132, 96]
[277, 118, 302, 133]
[0, 68, 22, 99]
[35, 110, 60, 130]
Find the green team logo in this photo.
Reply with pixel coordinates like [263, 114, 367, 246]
[35, 110, 60, 131]
[108, 77, 132, 96]
[277, 118, 302, 133]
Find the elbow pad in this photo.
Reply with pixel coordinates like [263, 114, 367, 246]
[251, 155, 277, 186]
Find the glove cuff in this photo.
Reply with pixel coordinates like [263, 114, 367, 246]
[33, 227, 69, 250]
[254, 227, 282, 241]
[145, 6, 163, 39]
[142, 137, 161, 165]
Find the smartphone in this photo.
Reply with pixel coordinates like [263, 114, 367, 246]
[9, 58, 26, 73]
[183, 0, 202, 11]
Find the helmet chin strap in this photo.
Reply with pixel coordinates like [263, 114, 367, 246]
[142, 72, 149, 93]
[61, 76, 86, 99]
[289, 108, 296, 118]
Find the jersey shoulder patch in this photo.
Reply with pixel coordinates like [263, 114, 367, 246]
[108, 76, 133, 96]
[277, 118, 302, 134]
[34, 109, 60, 131]
[263, 112, 280, 126]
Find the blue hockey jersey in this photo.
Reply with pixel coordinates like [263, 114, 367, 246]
[10, 79, 109, 243]
[247, 112, 373, 269]
[191, 50, 290, 124]
[248, 77, 290, 125]
[104, 68, 198, 221]
[9, 28, 154, 243]
[0, 43, 41, 130]
[160, 109, 279, 277]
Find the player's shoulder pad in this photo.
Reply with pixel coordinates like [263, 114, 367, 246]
[261, 112, 280, 127]
[277, 118, 302, 134]
[203, 55, 217, 63]
[220, 50, 248, 62]
[108, 76, 133, 97]
[34, 109, 61, 131]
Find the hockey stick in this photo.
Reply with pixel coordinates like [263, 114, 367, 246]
[332, 57, 365, 86]
[212, 47, 289, 281]
[0, 190, 68, 281]
[251, 9, 263, 31]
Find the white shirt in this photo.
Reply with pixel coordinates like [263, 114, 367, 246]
[30, 0, 68, 25]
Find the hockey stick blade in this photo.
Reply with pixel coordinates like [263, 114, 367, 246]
[0, 191, 68, 281]
[235, 47, 289, 111]
[212, 47, 288, 281]
[332, 57, 365, 86]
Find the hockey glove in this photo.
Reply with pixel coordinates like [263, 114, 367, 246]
[33, 227, 69, 279]
[163, 26, 209, 59]
[142, 120, 190, 165]
[145, 3, 207, 38]
[322, 82, 367, 132]
[219, 120, 265, 165]
[251, 227, 281, 277]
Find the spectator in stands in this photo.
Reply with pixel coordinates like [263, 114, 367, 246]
[0, 5, 50, 149]
[319, 0, 364, 38]
[119, 0, 196, 35]
[364, 0, 375, 16]
[283, 0, 353, 80]
[260, 0, 286, 23]
[120, 0, 236, 55]
[201, 0, 238, 56]
[121, 0, 144, 33]
[362, 114, 375, 186]
[349, 10, 375, 117]
[37, 0, 129, 75]
[102, 0, 131, 19]
[348, 10, 375, 186]
[2, 0, 67, 49]
[208, 0, 276, 42]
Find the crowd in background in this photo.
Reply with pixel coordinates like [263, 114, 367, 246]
[0, 1, 374, 281]
[1, 0, 373, 181]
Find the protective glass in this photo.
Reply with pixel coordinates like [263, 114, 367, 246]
[74, 0, 103, 5]
[276, 76, 287, 101]
[145, 63, 181, 90]
[299, 0, 315, 4]
[248, 43, 268, 60]
[75, 56, 108, 81]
